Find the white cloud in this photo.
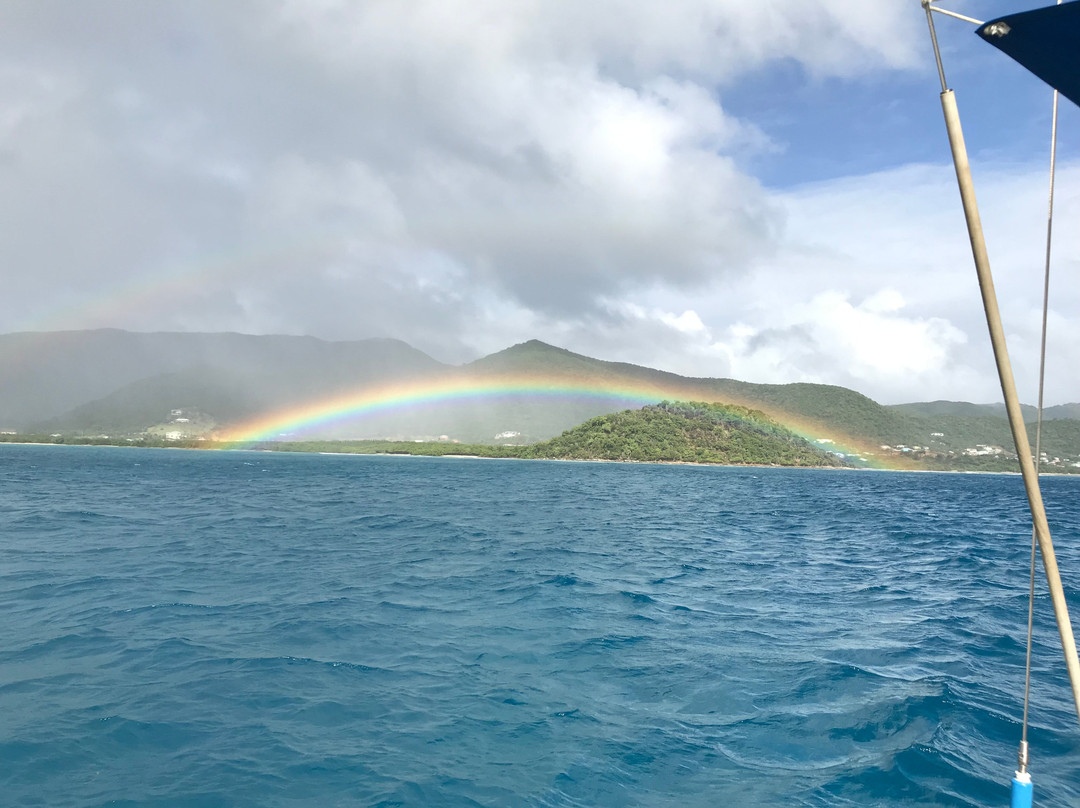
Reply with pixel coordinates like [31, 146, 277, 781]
[577, 160, 1080, 405]
[1, 0, 1077, 405]
[660, 309, 708, 335]
[726, 289, 966, 382]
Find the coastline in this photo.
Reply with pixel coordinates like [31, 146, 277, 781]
[3, 438, 1071, 475]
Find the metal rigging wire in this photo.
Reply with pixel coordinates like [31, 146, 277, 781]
[922, 0, 1079, 786]
[1021, 0, 1064, 772]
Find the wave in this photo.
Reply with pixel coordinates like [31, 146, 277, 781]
[3, 447, 1080, 806]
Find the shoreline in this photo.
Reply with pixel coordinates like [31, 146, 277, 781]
[4, 438, 1075, 475]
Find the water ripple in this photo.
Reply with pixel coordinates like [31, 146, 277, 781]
[1, 445, 1079, 806]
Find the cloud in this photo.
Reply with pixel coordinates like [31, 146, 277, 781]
[479, 156, 1080, 406]
[769, 160, 1080, 404]
[0, 1, 918, 319]
[575, 159, 1080, 405]
[724, 289, 969, 387]
[1, 1, 1076, 405]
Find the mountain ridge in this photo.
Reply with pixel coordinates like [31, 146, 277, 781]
[889, 399, 1080, 421]
[4, 329, 1079, 467]
[0, 328, 445, 430]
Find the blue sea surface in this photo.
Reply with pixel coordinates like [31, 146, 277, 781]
[2, 444, 1079, 807]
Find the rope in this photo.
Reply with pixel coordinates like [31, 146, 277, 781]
[1020, 69, 1061, 774]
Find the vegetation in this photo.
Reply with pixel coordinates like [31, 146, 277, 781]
[5, 334, 1080, 471]
[227, 440, 525, 458]
[0, 432, 211, 449]
[913, 453, 1022, 474]
[2, 401, 846, 468]
[6, 398, 1080, 473]
[216, 402, 844, 466]
[890, 400, 1080, 422]
[521, 401, 846, 465]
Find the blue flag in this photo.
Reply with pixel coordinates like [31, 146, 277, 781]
[977, 1, 1080, 107]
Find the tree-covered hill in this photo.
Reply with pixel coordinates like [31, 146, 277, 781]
[521, 401, 847, 466]
[5, 331, 1080, 466]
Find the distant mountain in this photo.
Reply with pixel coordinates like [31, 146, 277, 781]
[889, 400, 1018, 419]
[881, 401, 1080, 464]
[466, 339, 604, 375]
[1046, 403, 1080, 421]
[439, 339, 697, 442]
[890, 400, 1080, 422]
[0, 329, 445, 432]
[31, 366, 263, 436]
[466, 339, 682, 386]
[4, 330, 1080, 467]
[459, 340, 910, 450]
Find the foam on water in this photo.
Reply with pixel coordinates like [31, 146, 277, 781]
[2, 444, 1079, 806]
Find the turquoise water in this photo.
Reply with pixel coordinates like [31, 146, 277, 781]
[2, 444, 1079, 806]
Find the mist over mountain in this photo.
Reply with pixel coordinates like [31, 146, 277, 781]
[0, 329, 444, 431]
[4, 329, 1080, 467]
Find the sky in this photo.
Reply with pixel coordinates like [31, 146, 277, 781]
[2, 0, 1078, 405]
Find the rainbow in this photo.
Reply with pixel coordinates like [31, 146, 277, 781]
[219, 373, 685, 443]
[217, 372, 895, 468]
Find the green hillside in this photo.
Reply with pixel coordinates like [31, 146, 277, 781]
[889, 400, 1023, 419]
[461, 342, 921, 451]
[5, 331, 1080, 469]
[522, 401, 846, 466]
[890, 400, 1080, 422]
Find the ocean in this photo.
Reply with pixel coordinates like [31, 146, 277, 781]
[2, 444, 1079, 807]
